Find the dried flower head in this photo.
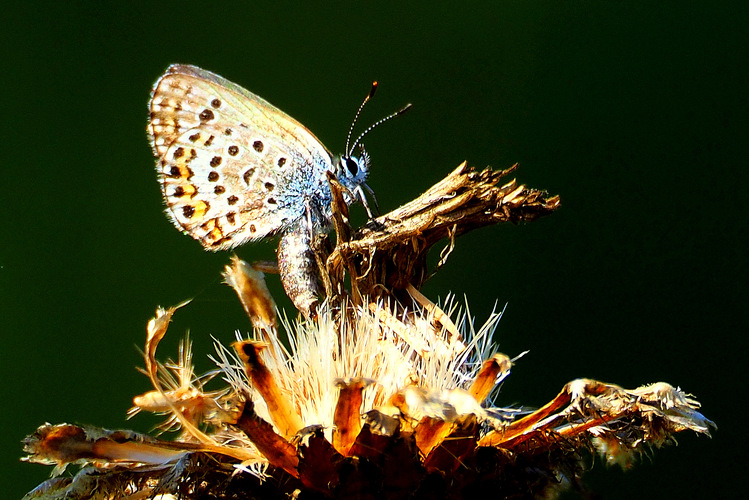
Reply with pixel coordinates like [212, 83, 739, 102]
[21, 164, 713, 500]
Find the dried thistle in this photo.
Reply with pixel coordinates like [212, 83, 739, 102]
[20, 164, 713, 500]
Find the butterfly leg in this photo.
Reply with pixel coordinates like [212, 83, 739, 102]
[354, 183, 379, 219]
[360, 182, 380, 216]
[277, 219, 321, 319]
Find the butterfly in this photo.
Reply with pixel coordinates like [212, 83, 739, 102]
[147, 64, 409, 317]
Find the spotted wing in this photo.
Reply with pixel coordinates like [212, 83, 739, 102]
[148, 64, 335, 251]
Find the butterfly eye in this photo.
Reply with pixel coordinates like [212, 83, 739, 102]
[344, 157, 359, 176]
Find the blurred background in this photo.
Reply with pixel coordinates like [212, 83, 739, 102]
[2, 1, 745, 498]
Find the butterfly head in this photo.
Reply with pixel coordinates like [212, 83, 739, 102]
[337, 149, 370, 188]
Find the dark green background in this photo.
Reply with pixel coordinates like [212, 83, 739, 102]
[2, 1, 745, 498]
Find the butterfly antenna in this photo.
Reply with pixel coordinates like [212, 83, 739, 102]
[345, 81, 379, 157]
[349, 102, 413, 156]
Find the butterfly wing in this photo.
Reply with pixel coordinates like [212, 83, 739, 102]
[148, 64, 335, 251]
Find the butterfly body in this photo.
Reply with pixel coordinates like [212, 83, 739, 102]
[148, 65, 370, 316]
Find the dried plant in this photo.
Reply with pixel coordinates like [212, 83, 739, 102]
[21, 164, 713, 500]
